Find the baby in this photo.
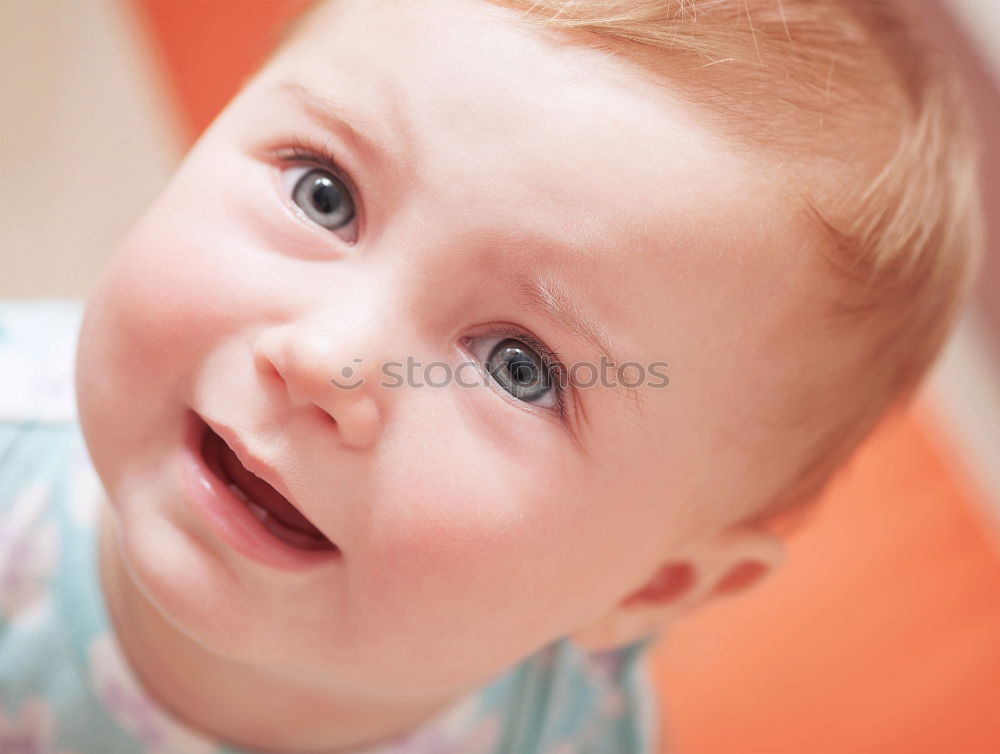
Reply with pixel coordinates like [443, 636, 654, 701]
[0, 0, 984, 752]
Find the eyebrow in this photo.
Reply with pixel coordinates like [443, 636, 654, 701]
[511, 271, 645, 400]
[271, 80, 387, 169]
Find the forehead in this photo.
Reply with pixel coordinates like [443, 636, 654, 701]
[279, 0, 752, 207]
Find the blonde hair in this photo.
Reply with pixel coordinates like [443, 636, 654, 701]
[285, 0, 985, 530]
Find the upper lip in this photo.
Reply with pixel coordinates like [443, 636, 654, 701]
[198, 412, 316, 528]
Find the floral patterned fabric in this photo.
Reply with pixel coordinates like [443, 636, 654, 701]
[0, 299, 660, 754]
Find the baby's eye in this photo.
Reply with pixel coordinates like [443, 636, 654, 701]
[282, 165, 358, 243]
[467, 333, 563, 411]
[487, 339, 551, 404]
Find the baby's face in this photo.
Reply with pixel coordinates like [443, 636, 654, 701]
[78, 0, 825, 694]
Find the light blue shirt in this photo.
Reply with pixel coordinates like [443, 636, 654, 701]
[0, 299, 660, 753]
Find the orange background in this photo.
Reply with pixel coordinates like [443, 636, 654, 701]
[128, 2, 1000, 751]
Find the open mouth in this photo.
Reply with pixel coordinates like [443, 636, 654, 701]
[199, 421, 337, 552]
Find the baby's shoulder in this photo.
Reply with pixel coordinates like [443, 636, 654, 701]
[0, 295, 117, 748]
[489, 637, 661, 754]
[0, 298, 84, 425]
[0, 299, 90, 631]
[0, 417, 83, 738]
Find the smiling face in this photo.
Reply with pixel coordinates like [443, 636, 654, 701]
[77, 0, 832, 696]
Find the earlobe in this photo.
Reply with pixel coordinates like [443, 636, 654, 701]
[695, 524, 784, 605]
[569, 561, 699, 652]
[711, 559, 770, 598]
[620, 562, 695, 608]
[569, 525, 785, 653]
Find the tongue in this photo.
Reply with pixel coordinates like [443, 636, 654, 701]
[215, 437, 328, 541]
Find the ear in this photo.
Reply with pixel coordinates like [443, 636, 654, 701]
[569, 523, 784, 652]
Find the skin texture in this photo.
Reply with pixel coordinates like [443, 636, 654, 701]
[77, 0, 833, 749]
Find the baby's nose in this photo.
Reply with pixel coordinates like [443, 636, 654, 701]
[252, 317, 383, 450]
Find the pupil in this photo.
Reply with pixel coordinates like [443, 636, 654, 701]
[511, 358, 535, 384]
[312, 177, 341, 215]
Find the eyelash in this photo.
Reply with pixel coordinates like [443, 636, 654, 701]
[274, 135, 361, 226]
[270, 139, 574, 431]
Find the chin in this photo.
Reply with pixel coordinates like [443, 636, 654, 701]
[112, 495, 271, 663]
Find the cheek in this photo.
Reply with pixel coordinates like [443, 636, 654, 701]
[370, 403, 576, 573]
[355, 419, 596, 649]
[78, 180, 280, 400]
[369, 456, 535, 590]
[81, 218, 213, 389]
[358, 420, 667, 636]
[75, 188, 259, 490]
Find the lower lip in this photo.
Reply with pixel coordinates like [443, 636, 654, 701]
[179, 410, 340, 571]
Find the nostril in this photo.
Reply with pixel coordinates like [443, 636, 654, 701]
[254, 348, 285, 387]
[315, 405, 338, 428]
[264, 361, 282, 382]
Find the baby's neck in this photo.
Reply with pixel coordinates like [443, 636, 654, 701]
[97, 503, 469, 753]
